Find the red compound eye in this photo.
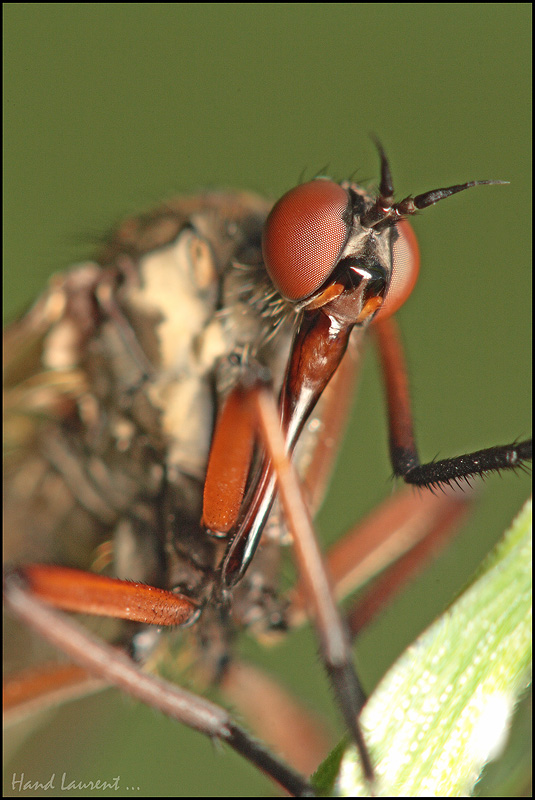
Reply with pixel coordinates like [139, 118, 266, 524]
[262, 180, 350, 301]
[374, 219, 420, 322]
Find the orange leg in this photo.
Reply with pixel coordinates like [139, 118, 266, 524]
[346, 488, 472, 638]
[202, 385, 257, 534]
[3, 570, 313, 797]
[12, 565, 199, 626]
[5, 484, 473, 773]
[288, 485, 472, 631]
[3, 662, 105, 726]
[220, 661, 331, 776]
[4, 330, 528, 790]
[374, 317, 531, 486]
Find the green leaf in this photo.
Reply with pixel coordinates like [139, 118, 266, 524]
[316, 499, 532, 797]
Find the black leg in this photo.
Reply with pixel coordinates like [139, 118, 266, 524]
[374, 317, 531, 489]
[253, 386, 375, 785]
[393, 439, 531, 488]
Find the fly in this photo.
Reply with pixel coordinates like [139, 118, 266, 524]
[4, 141, 532, 795]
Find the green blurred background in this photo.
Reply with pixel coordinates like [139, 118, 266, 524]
[4, 4, 531, 796]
